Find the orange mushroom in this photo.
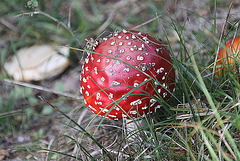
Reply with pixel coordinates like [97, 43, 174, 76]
[216, 37, 240, 76]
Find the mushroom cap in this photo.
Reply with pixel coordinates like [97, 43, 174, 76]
[216, 37, 240, 76]
[4, 45, 70, 81]
[80, 30, 175, 120]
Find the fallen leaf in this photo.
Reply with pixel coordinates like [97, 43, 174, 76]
[0, 149, 9, 160]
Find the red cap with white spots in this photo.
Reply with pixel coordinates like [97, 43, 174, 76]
[80, 30, 175, 120]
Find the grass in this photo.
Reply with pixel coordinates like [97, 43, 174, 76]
[0, 0, 240, 160]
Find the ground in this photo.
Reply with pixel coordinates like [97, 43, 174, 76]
[0, 0, 240, 160]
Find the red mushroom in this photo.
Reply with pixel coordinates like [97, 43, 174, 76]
[216, 36, 240, 76]
[80, 30, 175, 120]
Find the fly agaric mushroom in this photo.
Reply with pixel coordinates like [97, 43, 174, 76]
[216, 36, 240, 76]
[80, 30, 175, 120]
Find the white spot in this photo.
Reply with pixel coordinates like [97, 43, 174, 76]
[150, 102, 156, 107]
[85, 58, 89, 63]
[142, 44, 145, 48]
[102, 109, 109, 113]
[144, 78, 148, 81]
[108, 50, 112, 54]
[128, 42, 132, 45]
[115, 107, 120, 111]
[154, 81, 160, 86]
[141, 66, 147, 71]
[126, 56, 131, 60]
[115, 60, 120, 64]
[163, 92, 167, 98]
[156, 48, 160, 52]
[103, 37, 107, 41]
[87, 85, 91, 89]
[85, 67, 89, 71]
[126, 36, 130, 39]
[109, 93, 113, 99]
[120, 49, 125, 53]
[84, 100, 87, 104]
[122, 114, 127, 118]
[101, 77, 105, 81]
[94, 67, 98, 74]
[132, 35, 136, 39]
[158, 89, 161, 93]
[134, 83, 139, 87]
[162, 76, 166, 80]
[157, 67, 164, 74]
[138, 32, 141, 35]
[123, 29, 127, 33]
[130, 110, 137, 114]
[123, 68, 130, 72]
[106, 59, 110, 63]
[118, 36, 122, 39]
[91, 56, 94, 61]
[119, 42, 123, 46]
[146, 41, 149, 44]
[150, 99, 156, 103]
[145, 53, 148, 55]
[163, 83, 166, 87]
[108, 114, 117, 118]
[80, 87, 83, 94]
[85, 91, 89, 96]
[83, 77, 87, 83]
[156, 105, 161, 109]
[81, 86, 85, 90]
[88, 105, 97, 111]
[130, 99, 142, 106]
[143, 37, 147, 41]
[138, 48, 143, 51]
[130, 48, 134, 51]
[112, 81, 120, 85]
[142, 106, 148, 110]
[114, 33, 118, 36]
[97, 59, 101, 62]
[96, 93, 100, 100]
[173, 88, 176, 92]
[81, 68, 84, 75]
[137, 55, 144, 60]
[136, 74, 140, 76]
[95, 101, 102, 105]
[111, 42, 115, 45]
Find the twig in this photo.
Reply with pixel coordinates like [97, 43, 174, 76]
[68, 3, 73, 29]
[0, 18, 19, 32]
[45, 137, 55, 161]
[3, 79, 82, 100]
[0, 109, 23, 116]
[131, 15, 160, 30]
[94, 10, 115, 35]
[14, 10, 81, 45]
[176, 111, 215, 120]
